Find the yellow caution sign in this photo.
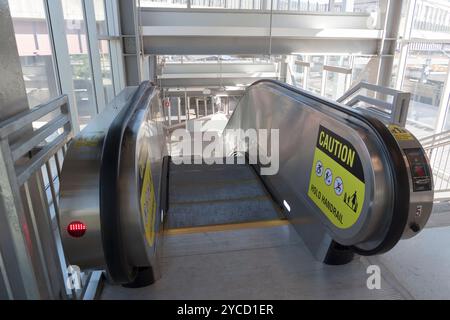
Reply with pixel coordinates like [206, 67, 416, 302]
[308, 126, 365, 229]
[139, 151, 157, 246]
[388, 125, 414, 141]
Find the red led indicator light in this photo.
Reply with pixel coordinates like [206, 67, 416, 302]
[67, 221, 87, 238]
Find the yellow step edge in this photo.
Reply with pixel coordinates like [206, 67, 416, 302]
[165, 219, 291, 236]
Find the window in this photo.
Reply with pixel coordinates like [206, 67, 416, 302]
[323, 56, 352, 100]
[403, 44, 449, 136]
[325, 71, 348, 100]
[351, 56, 372, 84]
[307, 56, 324, 95]
[139, 0, 188, 8]
[8, 0, 59, 111]
[94, 0, 115, 104]
[62, 0, 97, 128]
[293, 55, 308, 88]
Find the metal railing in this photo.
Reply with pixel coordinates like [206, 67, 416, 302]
[0, 95, 102, 299]
[420, 130, 450, 200]
[163, 95, 234, 129]
[0, 95, 72, 299]
[337, 81, 411, 127]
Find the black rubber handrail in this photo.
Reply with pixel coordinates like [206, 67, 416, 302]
[245, 80, 410, 255]
[99, 81, 156, 283]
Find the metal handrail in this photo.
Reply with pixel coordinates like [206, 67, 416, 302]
[337, 81, 411, 127]
[419, 130, 450, 200]
[0, 95, 73, 299]
[0, 95, 72, 185]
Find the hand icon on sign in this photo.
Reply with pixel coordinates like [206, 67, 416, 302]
[324, 169, 333, 186]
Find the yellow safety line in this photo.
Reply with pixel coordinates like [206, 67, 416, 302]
[170, 195, 271, 206]
[165, 219, 291, 236]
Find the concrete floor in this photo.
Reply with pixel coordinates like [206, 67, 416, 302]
[101, 222, 445, 300]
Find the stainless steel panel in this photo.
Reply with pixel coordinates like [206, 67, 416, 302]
[224, 81, 433, 257]
[59, 83, 168, 277]
[59, 87, 138, 269]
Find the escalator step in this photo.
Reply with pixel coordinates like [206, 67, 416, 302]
[168, 196, 280, 229]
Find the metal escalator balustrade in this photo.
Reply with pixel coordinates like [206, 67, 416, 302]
[224, 80, 433, 262]
[58, 79, 433, 288]
[59, 82, 169, 286]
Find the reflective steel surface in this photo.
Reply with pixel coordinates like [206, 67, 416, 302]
[224, 81, 433, 256]
[59, 87, 138, 269]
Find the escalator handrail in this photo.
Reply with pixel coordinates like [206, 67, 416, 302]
[237, 79, 410, 255]
[99, 81, 156, 283]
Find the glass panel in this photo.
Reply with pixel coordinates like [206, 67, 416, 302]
[266, 0, 379, 12]
[99, 40, 115, 104]
[403, 43, 449, 137]
[93, 0, 108, 36]
[293, 55, 307, 88]
[326, 55, 351, 68]
[325, 72, 348, 99]
[94, 0, 115, 104]
[307, 56, 324, 95]
[62, 0, 97, 129]
[138, 0, 379, 11]
[351, 56, 372, 84]
[412, 0, 450, 36]
[139, 0, 188, 8]
[191, 0, 260, 9]
[352, 0, 380, 13]
[8, 0, 59, 112]
[444, 99, 450, 131]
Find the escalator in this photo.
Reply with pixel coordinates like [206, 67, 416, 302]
[58, 80, 434, 290]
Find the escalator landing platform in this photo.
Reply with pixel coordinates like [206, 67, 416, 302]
[100, 223, 409, 300]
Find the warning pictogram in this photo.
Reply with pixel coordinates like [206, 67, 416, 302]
[316, 161, 323, 177]
[344, 191, 359, 213]
[334, 177, 344, 196]
[324, 169, 333, 186]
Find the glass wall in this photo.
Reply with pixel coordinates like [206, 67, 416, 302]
[325, 71, 349, 99]
[323, 56, 352, 99]
[392, 0, 450, 137]
[290, 54, 371, 100]
[307, 56, 324, 95]
[402, 43, 449, 133]
[61, 0, 97, 128]
[94, 0, 115, 104]
[8, 0, 59, 109]
[139, 0, 380, 12]
[293, 56, 308, 88]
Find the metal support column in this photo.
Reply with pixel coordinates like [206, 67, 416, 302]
[177, 98, 182, 124]
[279, 55, 288, 83]
[211, 96, 215, 114]
[376, 0, 404, 89]
[185, 91, 190, 122]
[395, 0, 416, 91]
[84, 0, 106, 113]
[118, 0, 142, 86]
[105, 0, 126, 93]
[196, 99, 200, 118]
[47, 0, 80, 134]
